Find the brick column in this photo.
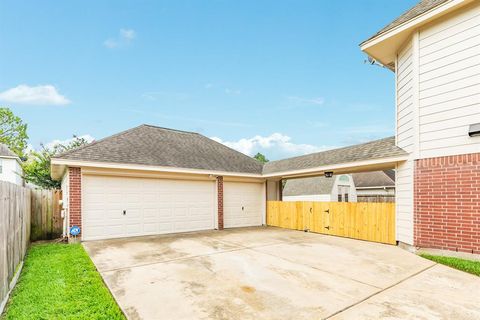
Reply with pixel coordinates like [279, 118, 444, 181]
[69, 167, 82, 236]
[414, 153, 480, 254]
[217, 176, 224, 230]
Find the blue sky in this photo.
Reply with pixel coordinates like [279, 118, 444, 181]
[0, 0, 417, 160]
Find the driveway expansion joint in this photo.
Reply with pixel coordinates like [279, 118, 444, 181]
[323, 262, 438, 319]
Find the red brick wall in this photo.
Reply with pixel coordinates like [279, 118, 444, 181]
[68, 167, 82, 235]
[414, 154, 480, 254]
[217, 176, 224, 230]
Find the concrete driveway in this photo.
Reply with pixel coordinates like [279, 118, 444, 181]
[83, 227, 480, 320]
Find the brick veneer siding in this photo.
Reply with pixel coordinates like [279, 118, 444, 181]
[414, 154, 480, 254]
[68, 167, 82, 236]
[217, 176, 224, 230]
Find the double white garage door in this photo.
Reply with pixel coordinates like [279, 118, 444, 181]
[82, 175, 264, 240]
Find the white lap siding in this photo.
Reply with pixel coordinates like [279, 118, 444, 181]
[418, 2, 480, 158]
[396, 38, 415, 245]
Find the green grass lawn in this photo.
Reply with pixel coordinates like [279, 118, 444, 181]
[420, 253, 480, 277]
[1, 243, 125, 320]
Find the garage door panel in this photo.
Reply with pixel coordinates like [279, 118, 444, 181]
[143, 208, 157, 218]
[158, 208, 174, 221]
[190, 207, 211, 216]
[82, 175, 215, 240]
[224, 182, 264, 228]
[143, 223, 158, 234]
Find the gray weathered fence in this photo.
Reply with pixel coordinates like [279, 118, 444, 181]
[0, 181, 31, 313]
[357, 195, 395, 203]
[30, 189, 62, 241]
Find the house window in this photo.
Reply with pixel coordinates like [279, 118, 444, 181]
[338, 185, 350, 202]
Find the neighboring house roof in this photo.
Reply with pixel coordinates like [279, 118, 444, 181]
[54, 124, 264, 174]
[284, 170, 395, 196]
[262, 137, 407, 175]
[0, 143, 18, 158]
[363, 0, 449, 43]
[283, 176, 335, 196]
[352, 170, 395, 188]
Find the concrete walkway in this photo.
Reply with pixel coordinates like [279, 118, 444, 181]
[83, 227, 480, 320]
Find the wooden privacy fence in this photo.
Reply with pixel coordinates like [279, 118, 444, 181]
[267, 201, 396, 244]
[0, 181, 31, 312]
[30, 189, 62, 241]
[357, 195, 395, 203]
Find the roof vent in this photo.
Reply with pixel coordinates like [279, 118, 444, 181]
[468, 123, 480, 137]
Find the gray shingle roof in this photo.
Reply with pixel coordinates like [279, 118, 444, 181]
[283, 170, 395, 196]
[262, 136, 406, 175]
[283, 176, 335, 196]
[0, 143, 18, 158]
[352, 170, 395, 188]
[363, 0, 449, 43]
[54, 124, 264, 174]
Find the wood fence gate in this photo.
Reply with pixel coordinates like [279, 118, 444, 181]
[30, 189, 63, 241]
[267, 201, 396, 245]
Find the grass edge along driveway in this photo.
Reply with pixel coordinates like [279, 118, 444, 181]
[1, 243, 125, 320]
[420, 253, 480, 277]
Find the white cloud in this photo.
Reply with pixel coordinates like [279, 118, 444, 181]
[225, 88, 241, 95]
[104, 28, 136, 48]
[120, 28, 136, 40]
[0, 84, 70, 106]
[287, 96, 325, 106]
[44, 134, 95, 150]
[211, 133, 335, 160]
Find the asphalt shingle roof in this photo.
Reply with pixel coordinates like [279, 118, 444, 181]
[54, 124, 264, 174]
[352, 170, 395, 188]
[283, 170, 395, 196]
[0, 143, 18, 158]
[363, 0, 449, 43]
[262, 137, 406, 175]
[55, 126, 406, 176]
[283, 176, 336, 196]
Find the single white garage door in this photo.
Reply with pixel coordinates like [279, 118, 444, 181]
[223, 181, 264, 228]
[82, 175, 216, 240]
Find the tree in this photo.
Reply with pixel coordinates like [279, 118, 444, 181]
[22, 135, 90, 189]
[253, 152, 269, 164]
[0, 107, 28, 157]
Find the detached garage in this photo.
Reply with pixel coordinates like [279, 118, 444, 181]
[51, 125, 265, 241]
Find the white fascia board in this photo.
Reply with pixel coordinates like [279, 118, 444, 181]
[262, 155, 409, 179]
[360, 0, 467, 51]
[52, 155, 409, 180]
[50, 158, 264, 178]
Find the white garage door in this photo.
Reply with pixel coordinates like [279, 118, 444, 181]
[223, 181, 264, 228]
[82, 175, 215, 240]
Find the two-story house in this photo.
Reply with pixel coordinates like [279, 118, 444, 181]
[361, 0, 480, 253]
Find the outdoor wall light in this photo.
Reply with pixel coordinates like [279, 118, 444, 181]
[468, 123, 480, 137]
[324, 171, 334, 178]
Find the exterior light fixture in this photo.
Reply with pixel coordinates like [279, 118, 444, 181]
[468, 123, 480, 137]
[324, 171, 334, 178]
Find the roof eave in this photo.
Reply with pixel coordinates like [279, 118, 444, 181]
[50, 158, 264, 180]
[360, 0, 471, 67]
[262, 154, 409, 179]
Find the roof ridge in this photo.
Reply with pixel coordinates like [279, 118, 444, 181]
[141, 124, 199, 135]
[265, 136, 395, 166]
